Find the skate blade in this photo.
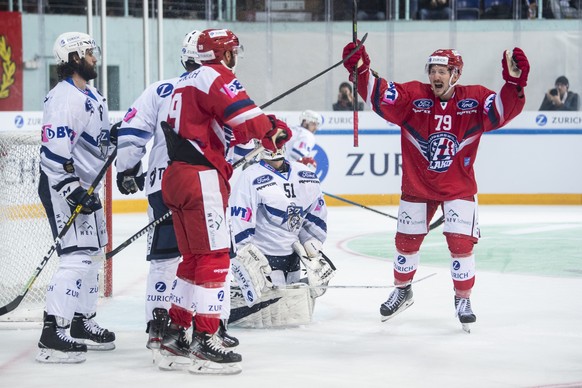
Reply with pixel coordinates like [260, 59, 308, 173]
[82, 341, 116, 351]
[157, 353, 192, 371]
[36, 348, 86, 364]
[380, 300, 414, 322]
[461, 323, 471, 334]
[189, 359, 242, 375]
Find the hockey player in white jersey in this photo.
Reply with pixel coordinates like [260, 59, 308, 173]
[116, 29, 238, 354]
[284, 109, 322, 168]
[36, 32, 116, 363]
[229, 147, 334, 328]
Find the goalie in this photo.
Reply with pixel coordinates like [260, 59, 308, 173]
[228, 147, 334, 328]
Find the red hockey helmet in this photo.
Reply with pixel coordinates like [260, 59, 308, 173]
[425, 49, 464, 76]
[196, 28, 243, 65]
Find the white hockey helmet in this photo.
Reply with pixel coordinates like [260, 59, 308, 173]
[181, 29, 202, 66]
[53, 32, 99, 65]
[299, 110, 322, 130]
[261, 147, 285, 161]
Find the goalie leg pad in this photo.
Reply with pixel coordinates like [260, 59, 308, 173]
[231, 244, 272, 307]
[228, 286, 313, 328]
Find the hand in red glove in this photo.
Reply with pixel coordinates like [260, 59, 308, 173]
[502, 47, 530, 88]
[342, 41, 370, 75]
[261, 115, 292, 152]
[298, 156, 317, 170]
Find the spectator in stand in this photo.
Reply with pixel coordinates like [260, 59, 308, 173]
[539, 76, 579, 111]
[332, 82, 364, 111]
[419, 0, 452, 19]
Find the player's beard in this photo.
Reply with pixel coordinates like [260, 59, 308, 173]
[76, 59, 98, 82]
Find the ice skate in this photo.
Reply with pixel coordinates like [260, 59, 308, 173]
[455, 296, 477, 333]
[146, 307, 169, 350]
[70, 312, 116, 351]
[218, 320, 239, 348]
[380, 284, 414, 322]
[189, 331, 242, 375]
[158, 322, 192, 371]
[36, 314, 87, 364]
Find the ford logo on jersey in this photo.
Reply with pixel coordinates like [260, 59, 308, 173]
[253, 175, 273, 185]
[298, 171, 317, 179]
[457, 99, 478, 110]
[413, 99, 433, 109]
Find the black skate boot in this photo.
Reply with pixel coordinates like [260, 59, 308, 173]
[36, 313, 87, 364]
[158, 322, 192, 371]
[70, 312, 116, 351]
[218, 319, 239, 348]
[189, 331, 242, 375]
[146, 308, 169, 350]
[380, 284, 414, 322]
[455, 296, 477, 333]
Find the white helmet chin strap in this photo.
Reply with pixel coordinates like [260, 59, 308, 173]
[437, 69, 460, 99]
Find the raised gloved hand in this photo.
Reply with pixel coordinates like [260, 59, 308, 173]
[342, 40, 370, 75]
[298, 156, 317, 169]
[261, 115, 292, 152]
[116, 162, 145, 195]
[502, 47, 530, 88]
[66, 186, 101, 215]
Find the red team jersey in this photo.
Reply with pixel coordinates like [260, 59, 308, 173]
[166, 63, 272, 181]
[359, 75, 525, 201]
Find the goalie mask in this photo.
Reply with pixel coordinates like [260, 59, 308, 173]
[196, 28, 244, 72]
[53, 32, 100, 64]
[181, 29, 202, 68]
[261, 147, 285, 162]
[299, 110, 322, 132]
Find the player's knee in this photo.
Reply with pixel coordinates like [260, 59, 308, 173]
[446, 234, 476, 257]
[395, 232, 424, 254]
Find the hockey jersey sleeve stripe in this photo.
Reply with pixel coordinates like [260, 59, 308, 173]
[304, 213, 327, 232]
[118, 127, 152, 140]
[40, 145, 73, 165]
[234, 228, 255, 244]
[80, 131, 99, 147]
[224, 98, 256, 119]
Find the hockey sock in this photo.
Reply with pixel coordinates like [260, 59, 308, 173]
[146, 257, 180, 321]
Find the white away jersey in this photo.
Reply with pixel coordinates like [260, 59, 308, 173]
[285, 126, 315, 161]
[117, 76, 182, 195]
[230, 160, 327, 256]
[40, 79, 111, 191]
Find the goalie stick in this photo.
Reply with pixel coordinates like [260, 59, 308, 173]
[0, 147, 118, 316]
[323, 191, 445, 231]
[289, 272, 437, 290]
[105, 40, 372, 258]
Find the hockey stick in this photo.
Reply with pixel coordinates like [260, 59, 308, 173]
[260, 32, 368, 109]
[352, 0, 359, 147]
[0, 148, 118, 316]
[104, 125, 267, 260]
[323, 191, 445, 231]
[293, 272, 437, 290]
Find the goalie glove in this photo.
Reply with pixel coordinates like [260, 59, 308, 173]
[293, 240, 336, 298]
[231, 244, 273, 307]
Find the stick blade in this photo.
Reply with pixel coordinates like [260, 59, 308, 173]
[0, 295, 24, 316]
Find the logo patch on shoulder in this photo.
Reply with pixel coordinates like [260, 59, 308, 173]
[252, 175, 273, 185]
[223, 79, 244, 98]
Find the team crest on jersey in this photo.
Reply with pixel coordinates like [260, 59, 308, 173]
[156, 83, 174, 98]
[382, 82, 398, 105]
[223, 79, 244, 98]
[285, 203, 303, 232]
[428, 132, 458, 172]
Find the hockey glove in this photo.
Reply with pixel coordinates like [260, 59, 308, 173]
[109, 121, 121, 147]
[342, 41, 370, 77]
[66, 186, 101, 215]
[298, 156, 317, 170]
[262, 115, 292, 152]
[502, 47, 530, 88]
[293, 240, 335, 298]
[116, 161, 146, 195]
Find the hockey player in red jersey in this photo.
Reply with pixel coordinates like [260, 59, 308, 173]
[341, 43, 529, 332]
[159, 28, 292, 374]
